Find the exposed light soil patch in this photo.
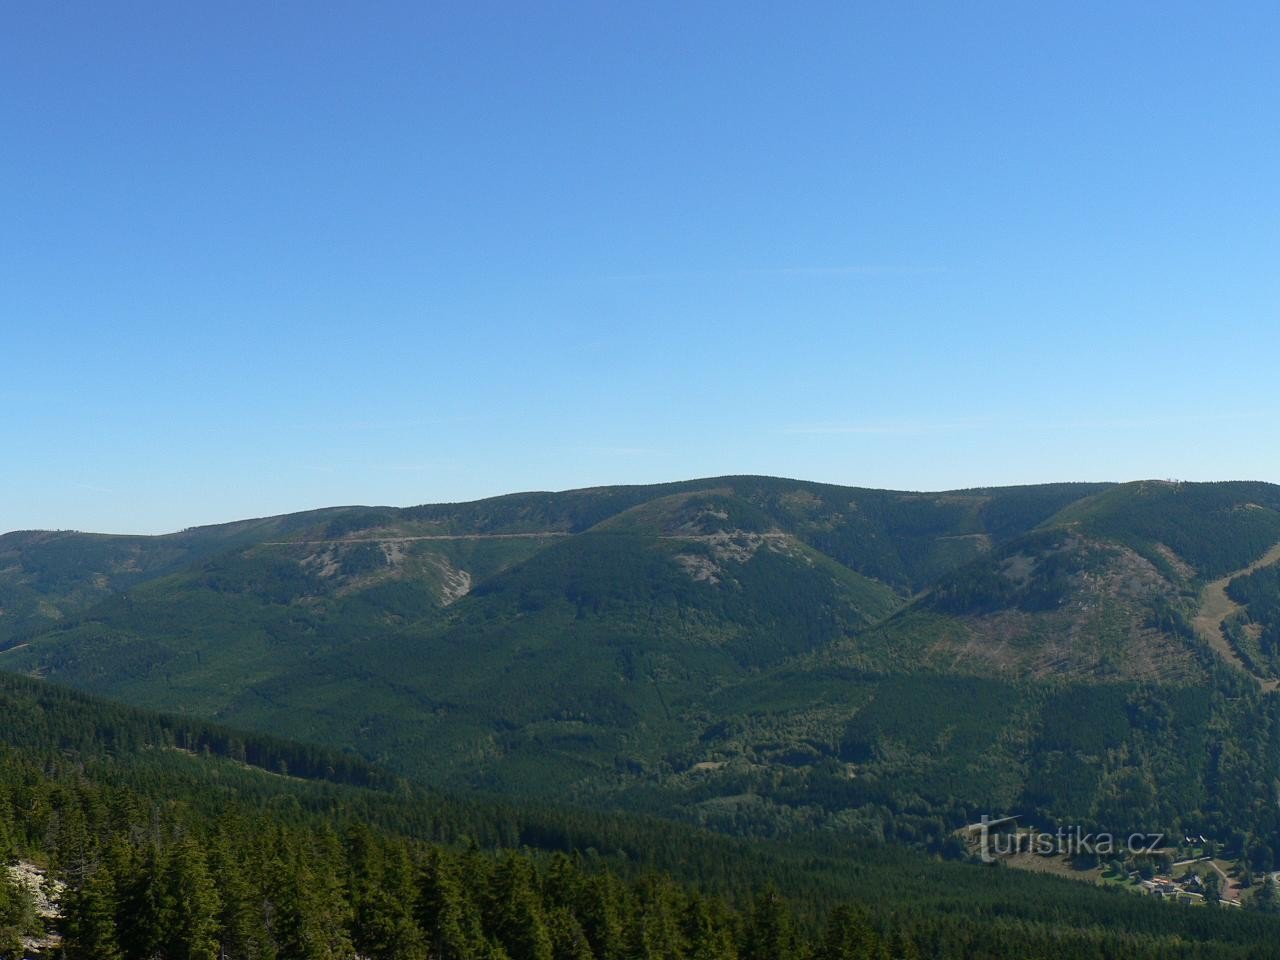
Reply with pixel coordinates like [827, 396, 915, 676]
[1193, 542, 1280, 693]
[429, 555, 473, 604]
[676, 553, 722, 584]
[1152, 543, 1196, 580]
[672, 531, 791, 585]
[380, 540, 407, 566]
[266, 532, 571, 545]
[7, 860, 63, 955]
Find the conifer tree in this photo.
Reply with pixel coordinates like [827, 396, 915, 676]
[418, 849, 491, 960]
[575, 872, 626, 960]
[0, 803, 13, 863]
[117, 840, 172, 959]
[61, 863, 123, 960]
[269, 834, 355, 960]
[1251, 874, 1280, 914]
[164, 834, 223, 960]
[1204, 870, 1222, 907]
[681, 894, 736, 960]
[346, 825, 426, 960]
[886, 926, 920, 960]
[739, 888, 799, 960]
[625, 877, 685, 960]
[487, 852, 554, 960]
[817, 905, 882, 960]
[547, 906, 596, 960]
[0, 869, 36, 960]
[208, 826, 272, 960]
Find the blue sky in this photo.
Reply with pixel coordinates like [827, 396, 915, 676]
[3, 2, 1278, 534]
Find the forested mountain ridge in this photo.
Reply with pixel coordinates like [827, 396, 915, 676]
[1, 476, 1114, 639]
[4, 477, 1280, 860]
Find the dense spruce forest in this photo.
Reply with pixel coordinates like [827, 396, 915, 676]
[5, 672, 1280, 959]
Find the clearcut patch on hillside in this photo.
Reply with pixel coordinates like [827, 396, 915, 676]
[1194, 541, 1280, 693]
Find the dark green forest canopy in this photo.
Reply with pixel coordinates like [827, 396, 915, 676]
[4, 670, 1280, 960]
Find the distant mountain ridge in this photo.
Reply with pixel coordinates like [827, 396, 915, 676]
[0, 506, 365, 645]
[4, 476, 1280, 856]
[0, 476, 1116, 640]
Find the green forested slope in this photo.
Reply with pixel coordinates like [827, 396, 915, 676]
[1226, 563, 1280, 677]
[1047, 480, 1280, 578]
[3, 671, 1280, 960]
[0, 508, 365, 645]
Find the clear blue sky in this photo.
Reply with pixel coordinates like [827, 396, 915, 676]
[3, 2, 1278, 534]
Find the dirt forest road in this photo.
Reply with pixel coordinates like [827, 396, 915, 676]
[263, 532, 572, 545]
[1193, 541, 1280, 694]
